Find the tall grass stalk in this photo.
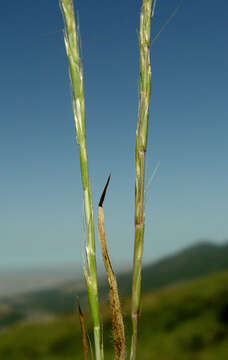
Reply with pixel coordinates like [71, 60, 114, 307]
[59, 1, 103, 359]
[60, 0, 157, 358]
[131, 1, 156, 359]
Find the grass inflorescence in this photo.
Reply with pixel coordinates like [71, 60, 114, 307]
[59, 0, 156, 358]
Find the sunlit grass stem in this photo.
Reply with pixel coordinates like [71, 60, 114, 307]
[60, 0, 157, 358]
[131, 1, 156, 359]
[59, 1, 103, 359]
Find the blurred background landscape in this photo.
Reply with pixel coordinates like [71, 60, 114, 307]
[1, 240, 228, 359]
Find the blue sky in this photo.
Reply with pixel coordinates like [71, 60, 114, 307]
[1, 0, 228, 270]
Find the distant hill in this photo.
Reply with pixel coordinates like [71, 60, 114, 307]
[111, 241, 228, 297]
[0, 264, 81, 298]
[1, 240, 228, 330]
[141, 240, 228, 291]
[1, 270, 228, 359]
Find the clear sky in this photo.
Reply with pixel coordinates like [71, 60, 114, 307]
[1, 0, 227, 270]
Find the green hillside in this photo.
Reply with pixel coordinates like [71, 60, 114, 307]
[1, 271, 228, 360]
[141, 241, 228, 291]
[1, 241, 228, 331]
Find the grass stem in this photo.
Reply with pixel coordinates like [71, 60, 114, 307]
[59, 1, 102, 359]
[131, 1, 156, 359]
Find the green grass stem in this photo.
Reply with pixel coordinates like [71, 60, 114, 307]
[131, 1, 156, 359]
[59, 1, 103, 359]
